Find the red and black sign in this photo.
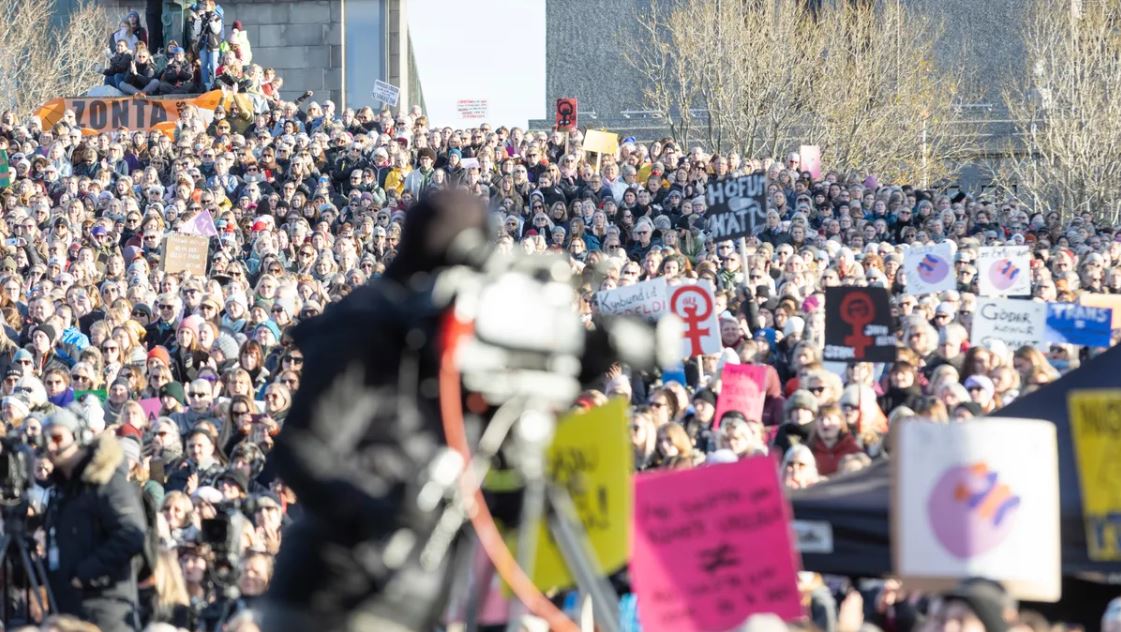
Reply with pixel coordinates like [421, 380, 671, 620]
[823, 287, 896, 363]
[555, 97, 578, 132]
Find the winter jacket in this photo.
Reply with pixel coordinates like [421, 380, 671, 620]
[160, 60, 194, 89]
[809, 433, 862, 476]
[103, 51, 134, 76]
[123, 60, 157, 90]
[45, 433, 147, 631]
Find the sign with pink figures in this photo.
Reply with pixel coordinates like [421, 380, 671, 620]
[892, 418, 1060, 601]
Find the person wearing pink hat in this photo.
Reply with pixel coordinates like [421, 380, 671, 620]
[170, 314, 210, 382]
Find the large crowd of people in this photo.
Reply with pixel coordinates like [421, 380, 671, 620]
[1, 2, 1119, 632]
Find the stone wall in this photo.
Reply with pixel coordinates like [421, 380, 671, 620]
[99, 0, 344, 106]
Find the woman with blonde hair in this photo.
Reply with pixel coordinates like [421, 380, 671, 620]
[149, 549, 192, 627]
[1012, 345, 1060, 394]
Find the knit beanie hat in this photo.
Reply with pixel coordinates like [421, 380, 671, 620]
[783, 389, 819, 420]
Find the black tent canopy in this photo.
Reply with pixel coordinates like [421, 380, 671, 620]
[789, 344, 1121, 623]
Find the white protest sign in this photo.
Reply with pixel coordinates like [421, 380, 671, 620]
[971, 298, 1046, 349]
[903, 242, 956, 295]
[669, 281, 721, 358]
[977, 245, 1031, 297]
[893, 418, 1060, 601]
[372, 79, 400, 107]
[594, 277, 667, 322]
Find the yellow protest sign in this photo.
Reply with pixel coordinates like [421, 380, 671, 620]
[583, 129, 619, 156]
[1068, 390, 1121, 561]
[512, 399, 632, 591]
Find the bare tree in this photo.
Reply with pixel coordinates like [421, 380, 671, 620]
[622, 0, 966, 181]
[0, 0, 108, 117]
[1000, 0, 1121, 223]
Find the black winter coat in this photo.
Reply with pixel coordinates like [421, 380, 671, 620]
[45, 433, 146, 632]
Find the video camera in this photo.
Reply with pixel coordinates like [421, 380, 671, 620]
[0, 436, 34, 509]
[199, 503, 247, 587]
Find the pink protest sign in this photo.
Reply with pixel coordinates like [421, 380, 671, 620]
[139, 397, 162, 422]
[713, 363, 766, 428]
[632, 458, 802, 631]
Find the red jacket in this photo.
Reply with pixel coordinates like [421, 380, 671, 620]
[810, 433, 862, 476]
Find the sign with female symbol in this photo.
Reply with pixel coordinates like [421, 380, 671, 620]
[669, 282, 721, 358]
[903, 242, 956, 295]
[823, 287, 896, 363]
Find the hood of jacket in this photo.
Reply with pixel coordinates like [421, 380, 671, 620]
[80, 432, 126, 487]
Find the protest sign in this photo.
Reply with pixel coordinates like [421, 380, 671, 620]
[799, 145, 822, 180]
[1045, 303, 1113, 347]
[139, 397, 162, 422]
[713, 363, 766, 427]
[823, 287, 896, 362]
[583, 129, 619, 155]
[163, 234, 209, 276]
[893, 419, 1060, 601]
[372, 79, 400, 106]
[594, 277, 667, 321]
[0, 150, 9, 188]
[36, 91, 224, 137]
[1080, 293, 1121, 329]
[903, 242, 956, 295]
[977, 245, 1031, 297]
[525, 399, 632, 590]
[1068, 391, 1121, 561]
[75, 389, 106, 403]
[669, 281, 721, 358]
[704, 173, 767, 242]
[632, 458, 803, 631]
[555, 97, 578, 132]
[455, 99, 488, 119]
[971, 298, 1045, 349]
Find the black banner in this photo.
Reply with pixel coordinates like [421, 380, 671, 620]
[704, 173, 767, 242]
[823, 287, 897, 363]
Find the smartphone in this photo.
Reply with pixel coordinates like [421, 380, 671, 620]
[149, 459, 166, 485]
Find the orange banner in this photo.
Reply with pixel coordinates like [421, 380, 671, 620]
[36, 91, 224, 137]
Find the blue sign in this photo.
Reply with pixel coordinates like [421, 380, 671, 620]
[1045, 303, 1113, 347]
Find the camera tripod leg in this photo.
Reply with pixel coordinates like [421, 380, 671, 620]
[19, 540, 55, 617]
[546, 486, 621, 632]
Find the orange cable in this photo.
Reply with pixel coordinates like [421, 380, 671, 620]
[438, 311, 581, 632]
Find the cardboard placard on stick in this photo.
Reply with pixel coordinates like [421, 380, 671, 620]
[583, 129, 619, 156]
[163, 234, 209, 276]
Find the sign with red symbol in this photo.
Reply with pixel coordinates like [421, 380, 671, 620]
[555, 97, 578, 132]
[670, 282, 721, 358]
[893, 418, 1060, 601]
[823, 287, 896, 363]
[903, 242, 956, 295]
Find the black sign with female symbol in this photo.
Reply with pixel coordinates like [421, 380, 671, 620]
[823, 287, 897, 363]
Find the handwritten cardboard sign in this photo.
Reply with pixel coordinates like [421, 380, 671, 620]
[372, 79, 400, 106]
[583, 129, 619, 156]
[1045, 303, 1113, 347]
[714, 363, 766, 426]
[525, 399, 632, 590]
[1068, 391, 1121, 561]
[162, 234, 209, 276]
[893, 419, 1060, 601]
[977, 245, 1031, 297]
[594, 277, 667, 321]
[903, 242, 956, 295]
[669, 281, 722, 358]
[822, 286, 896, 363]
[971, 298, 1045, 349]
[632, 458, 803, 631]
